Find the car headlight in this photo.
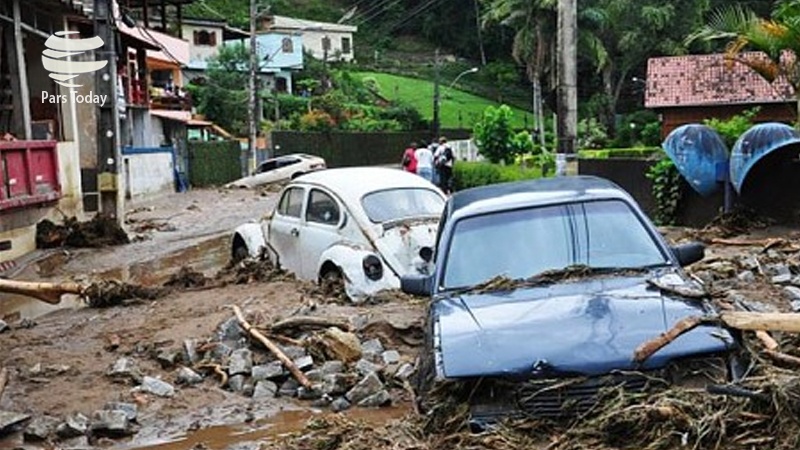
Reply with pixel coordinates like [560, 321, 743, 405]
[363, 254, 383, 281]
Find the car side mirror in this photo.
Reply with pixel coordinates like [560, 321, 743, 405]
[401, 274, 432, 297]
[419, 246, 433, 263]
[671, 242, 705, 267]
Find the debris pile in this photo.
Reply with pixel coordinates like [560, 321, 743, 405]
[36, 216, 130, 249]
[692, 207, 774, 240]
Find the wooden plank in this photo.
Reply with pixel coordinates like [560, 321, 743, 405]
[720, 312, 800, 333]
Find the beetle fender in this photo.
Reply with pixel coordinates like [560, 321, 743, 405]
[232, 223, 267, 260]
[318, 244, 400, 302]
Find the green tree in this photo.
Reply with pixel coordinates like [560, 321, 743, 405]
[686, 1, 800, 125]
[473, 104, 520, 164]
[195, 43, 250, 136]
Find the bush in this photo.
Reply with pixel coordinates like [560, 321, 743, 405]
[453, 161, 542, 191]
[578, 147, 661, 159]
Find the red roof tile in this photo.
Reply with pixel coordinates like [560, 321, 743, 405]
[645, 52, 795, 108]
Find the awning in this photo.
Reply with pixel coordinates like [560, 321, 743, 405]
[150, 109, 212, 126]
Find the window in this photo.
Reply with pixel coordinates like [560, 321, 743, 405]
[193, 30, 216, 46]
[361, 188, 444, 223]
[277, 187, 304, 218]
[322, 36, 331, 51]
[306, 189, 340, 226]
[256, 160, 278, 173]
[442, 200, 668, 289]
[341, 37, 351, 54]
[276, 157, 301, 168]
[282, 37, 293, 53]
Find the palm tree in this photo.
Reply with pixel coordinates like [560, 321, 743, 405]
[686, 1, 800, 125]
[482, 0, 557, 148]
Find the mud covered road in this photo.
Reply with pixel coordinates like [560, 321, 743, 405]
[3, 188, 800, 450]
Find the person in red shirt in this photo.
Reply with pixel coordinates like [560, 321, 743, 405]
[401, 141, 418, 173]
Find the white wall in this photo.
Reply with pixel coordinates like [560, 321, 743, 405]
[182, 24, 224, 65]
[123, 152, 174, 199]
[302, 30, 355, 62]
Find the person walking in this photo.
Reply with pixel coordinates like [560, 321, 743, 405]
[415, 141, 434, 183]
[434, 136, 455, 194]
[401, 142, 418, 173]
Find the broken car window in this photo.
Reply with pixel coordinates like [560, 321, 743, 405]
[361, 188, 444, 223]
[277, 187, 304, 218]
[442, 200, 668, 289]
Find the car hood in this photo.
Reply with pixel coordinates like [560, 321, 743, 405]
[372, 218, 438, 277]
[433, 272, 735, 379]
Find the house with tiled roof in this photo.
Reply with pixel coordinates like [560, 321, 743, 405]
[645, 52, 796, 137]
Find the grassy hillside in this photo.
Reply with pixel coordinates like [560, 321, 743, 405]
[357, 72, 534, 130]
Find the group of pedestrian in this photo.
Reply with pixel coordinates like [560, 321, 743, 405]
[401, 137, 455, 195]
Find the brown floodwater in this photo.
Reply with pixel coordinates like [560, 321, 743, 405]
[0, 235, 230, 321]
[124, 405, 411, 450]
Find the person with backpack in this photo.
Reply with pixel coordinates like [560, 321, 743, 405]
[401, 141, 418, 173]
[434, 136, 455, 194]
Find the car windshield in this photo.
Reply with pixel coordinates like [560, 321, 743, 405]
[361, 188, 444, 223]
[442, 200, 669, 289]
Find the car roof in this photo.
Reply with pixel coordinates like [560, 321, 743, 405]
[292, 167, 443, 202]
[449, 175, 633, 218]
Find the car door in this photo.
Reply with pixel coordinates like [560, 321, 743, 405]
[299, 188, 346, 279]
[268, 185, 306, 275]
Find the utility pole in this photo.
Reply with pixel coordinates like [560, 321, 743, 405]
[557, 0, 577, 158]
[432, 48, 441, 140]
[94, 0, 122, 220]
[247, 0, 259, 177]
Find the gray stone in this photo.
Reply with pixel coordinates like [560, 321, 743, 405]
[252, 381, 278, 399]
[768, 264, 791, 277]
[156, 349, 181, 368]
[321, 360, 345, 375]
[740, 256, 759, 270]
[103, 402, 138, 421]
[358, 389, 392, 407]
[311, 396, 332, 407]
[297, 385, 324, 400]
[183, 339, 200, 365]
[216, 317, 245, 342]
[736, 270, 755, 283]
[773, 273, 792, 284]
[345, 373, 384, 405]
[91, 410, 133, 436]
[58, 436, 91, 449]
[210, 342, 234, 361]
[252, 361, 285, 381]
[278, 379, 299, 397]
[229, 348, 254, 376]
[349, 314, 369, 331]
[322, 373, 355, 396]
[0, 320, 8, 333]
[355, 358, 381, 376]
[294, 355, 314, 371]
[176, 367, 203, 385]
[228, 374, 246, 392]
[23, 415, 60, 441]
[785, 286, 800, 301]
[330, 397, 351, 412]
[56, 413, 90, 438]
[305, 369, 325, 383]
[279, 345, 307, 360]
[0, 410, 30, 433]
[140, 376, 175, 397]
[381, 350, 401, 365]
[107, 357, 143, 384]
[361, 338, 384, 361]
[242, 381, 255, 397]
[394, 363, 415, 381]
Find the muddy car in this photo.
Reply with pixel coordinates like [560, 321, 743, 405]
[225, 154, 327, 189]
[231, 167, 446, 301]
[401, 176, 742, 427]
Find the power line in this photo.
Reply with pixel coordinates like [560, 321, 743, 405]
[387, 0, 446, 32]
[353, 0, 404, 26]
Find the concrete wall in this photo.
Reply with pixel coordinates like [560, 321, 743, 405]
[122, 148, 175, 199]
[182, 24, 224, 66]
[302, 30, 354, 62]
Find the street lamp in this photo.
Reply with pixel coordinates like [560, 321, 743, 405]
[433, 65, 479, 137]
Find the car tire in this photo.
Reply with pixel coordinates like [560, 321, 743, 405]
[232, 243, 249, 264]
[320, 268, 344, 297]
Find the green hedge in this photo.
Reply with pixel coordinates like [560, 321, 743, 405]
[454, 161, 543, 190]
[578, 147, 661, 159]
[188, 140, 241, 187]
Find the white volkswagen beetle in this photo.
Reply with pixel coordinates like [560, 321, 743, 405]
[230, 167, 447, 301]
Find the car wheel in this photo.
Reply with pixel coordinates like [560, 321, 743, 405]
[232, 243, 249, 264]
[320, 268, 345, 297]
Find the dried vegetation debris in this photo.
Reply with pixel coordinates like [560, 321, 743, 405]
[36, 216, 129, 249]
